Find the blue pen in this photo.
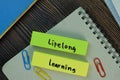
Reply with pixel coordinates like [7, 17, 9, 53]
[22, 50, 31, 70]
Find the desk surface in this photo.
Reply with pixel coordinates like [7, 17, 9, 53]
[0, 0, 120, 79]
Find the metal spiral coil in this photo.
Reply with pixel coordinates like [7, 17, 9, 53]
[78, 8, 120, 68]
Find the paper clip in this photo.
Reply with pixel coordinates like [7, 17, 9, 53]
[22, 50, 31, 70]
[94, 57, 106, 78]
[34, 67, 52, 80]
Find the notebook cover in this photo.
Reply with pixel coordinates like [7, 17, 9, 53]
[0, 0, 37, 39]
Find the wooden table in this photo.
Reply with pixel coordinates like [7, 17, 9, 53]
[0, 0, 120, 79]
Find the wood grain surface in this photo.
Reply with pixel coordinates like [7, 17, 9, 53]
[0, 0, 120, 79]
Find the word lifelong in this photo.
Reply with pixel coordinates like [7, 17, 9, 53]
[48, 39, 76, 53]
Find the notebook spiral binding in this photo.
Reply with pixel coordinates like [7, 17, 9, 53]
[78, 7, 120, 68]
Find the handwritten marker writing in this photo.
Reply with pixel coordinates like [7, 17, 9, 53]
[22, 50, 31, 70]
[30, 31, 88, 56]
[34, 67, 52, 80]
[94, 58, 106, 78]
[31, 51, 89, 77]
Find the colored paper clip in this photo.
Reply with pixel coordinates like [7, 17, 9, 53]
[34, 67, 52, 80]
[94, 58, 106, 78]
[22, 50, 31, 70]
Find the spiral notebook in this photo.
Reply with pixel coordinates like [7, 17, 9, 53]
[2, 7, 120, 80]
[0, 0, 37, 39]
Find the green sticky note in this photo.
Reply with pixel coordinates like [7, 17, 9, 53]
[30, 31, 88, 56]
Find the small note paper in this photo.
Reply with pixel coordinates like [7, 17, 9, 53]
[30, 31, 88, 56]
[31, 51, 89, 77]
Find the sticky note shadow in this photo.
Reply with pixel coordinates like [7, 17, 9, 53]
[32, 46, 88, 62]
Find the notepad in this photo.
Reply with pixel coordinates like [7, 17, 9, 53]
[30, 31, 88, 56]
[32, 51, 89, 77]
[105, 0, 120, 26]
[2, 7, 120, 80]
[0, 0, 37, 38]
